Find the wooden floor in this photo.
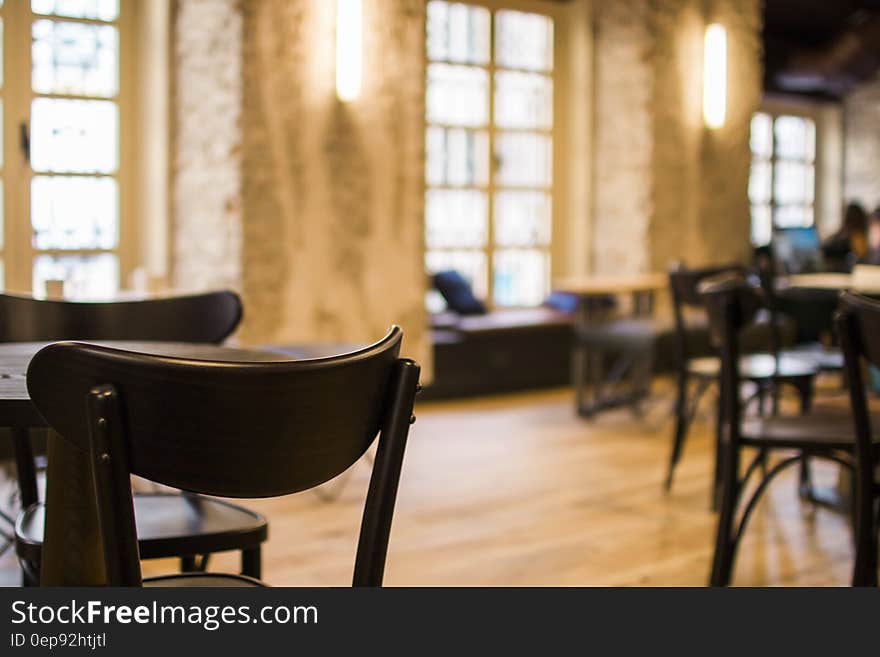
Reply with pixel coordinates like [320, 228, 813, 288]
[1, 382, 857, 586]
[151, 382, 856, 586]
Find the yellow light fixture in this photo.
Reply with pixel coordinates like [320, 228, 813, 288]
[336, 0, 362, 102]
[702, 23, 727, 129]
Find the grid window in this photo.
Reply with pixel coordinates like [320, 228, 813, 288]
[749, 112, 817, 246]
[425, 1, 554, 308]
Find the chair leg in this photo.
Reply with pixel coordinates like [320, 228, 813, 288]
[241, 546, 262, 579]
[711, 392, 724, 511]
[710, 442, 739, 586]
[180, 555, 197, 572]
[665, 373, 689, 491]
[851, 468, 878, 586]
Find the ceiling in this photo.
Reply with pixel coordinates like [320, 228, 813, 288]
[763, 0, 880, 99]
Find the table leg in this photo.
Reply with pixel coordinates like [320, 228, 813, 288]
[40, 429, 106, 586]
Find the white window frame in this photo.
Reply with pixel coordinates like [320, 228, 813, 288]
[0, 0, 139, 296]
[425, 0, 567, 309]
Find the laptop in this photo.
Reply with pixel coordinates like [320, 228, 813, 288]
[772, 226, 824, 275]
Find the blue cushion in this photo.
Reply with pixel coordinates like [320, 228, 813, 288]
[432, 270, 487, 316]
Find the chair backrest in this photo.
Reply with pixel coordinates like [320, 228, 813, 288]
[836, 293, 880, 511]
[668, 262, 747, 363]
[0, 291, 242, 344]
[2, 290, 243, 509]
[26, 326, 420, 587]
[699, 274, 763, 443]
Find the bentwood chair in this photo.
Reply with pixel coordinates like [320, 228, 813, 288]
[705, 278, 878, 586]
[836, 292, 880, 586]
[1, 291, 267, 585]
[25, 327, 419, 586]
[665, 263, 818, 508]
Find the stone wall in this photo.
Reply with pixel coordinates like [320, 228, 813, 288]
[843, 73, 880, 212]
[171, 0, 243, 292]
[173, 0, 429, 371]
[592, 0, 762, 274]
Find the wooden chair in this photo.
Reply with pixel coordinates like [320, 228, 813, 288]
[665, 263, 818, 508]
[705, 278, 878, 586]
[836, 291, 880, 586]
[25, 326, 419, 586]
[2, 291, 267, 585]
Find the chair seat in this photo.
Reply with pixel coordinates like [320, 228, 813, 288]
[741, 407, 880, 449]
[144, 572, 265, 587]
[687, 352, 818, 380]
[15, 493, 267, 563]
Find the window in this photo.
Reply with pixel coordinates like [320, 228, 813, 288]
[425, 1, 554, 308]
[0, 0, 129, 298]
[749, 111, 816, 246]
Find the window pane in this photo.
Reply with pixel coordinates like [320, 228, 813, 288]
[494, 71, 552, 130]
[750, 112, 772, 158]
[426, 1, 489, 65]
[494, 191, 551, 247]
[495, 132, 552, 187]
[426, 249, 487, 300]
[773, 160, 814, 205]
[493, 249, 548, 307]
[495, 11, 553, 72]
[31, 0, 118, 21]
[32, 19, 118, 97]
[426, 127, 489, 187]
[31, 176, 117, 250]
[774, 205, 813, 228]
[748, 161, 771, 204]
[426, 189, 487, 249]
[30, 98, 118, 173]
[32, 252, 118, 300]
[774, 115, 815, 161]
[427, 63, 488, 127]
[751, 204, 771, 246]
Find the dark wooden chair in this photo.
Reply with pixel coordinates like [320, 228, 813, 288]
[836, 291, 880, 586]
[754, 249, 844, 376]
[1, 291, 268, 585]
[665, 263, 818, 508]
[705, 278, 878, 586]
[25, 326, 419, 586]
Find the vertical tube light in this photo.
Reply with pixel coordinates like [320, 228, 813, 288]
[703, 23, 727, 129]
[336, 0, 362, 102]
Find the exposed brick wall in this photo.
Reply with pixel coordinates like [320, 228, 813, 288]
[173, 0, 429, 372]
[171, 0, 243, 293]
[593, 0, 762, 275]
[844, 73, 880, 212]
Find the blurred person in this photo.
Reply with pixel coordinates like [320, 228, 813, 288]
[822, 202, 868, 271]
[863, 206, 880, 266]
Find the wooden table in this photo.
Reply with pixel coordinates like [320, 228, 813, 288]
[783, 270, 880, 295]
[0, 341, 284, 586]
[553, 273, 667, 417]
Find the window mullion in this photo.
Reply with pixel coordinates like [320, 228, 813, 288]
[486, 10, 496, 308]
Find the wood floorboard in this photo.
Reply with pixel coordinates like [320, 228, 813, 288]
[132, 381, 856, 586]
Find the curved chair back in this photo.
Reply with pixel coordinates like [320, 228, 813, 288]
[1, 290, 243, 510]
[668, 262, 748, 364]
[0, 291, 242, 344]
[699, 275, 762, 441]
[26, 327, 420, 586]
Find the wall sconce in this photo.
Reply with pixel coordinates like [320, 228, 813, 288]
[336, 0, 362, 102]
[702, 23, 726, 129]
